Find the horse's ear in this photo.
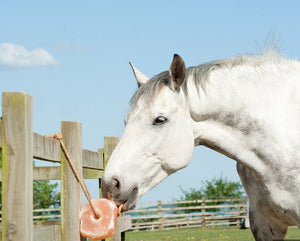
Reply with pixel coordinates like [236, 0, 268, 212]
[129, 62, 149, 87]
[169, 54, 186, 90]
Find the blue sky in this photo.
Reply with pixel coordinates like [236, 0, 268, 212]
[1, 1, 300, 203]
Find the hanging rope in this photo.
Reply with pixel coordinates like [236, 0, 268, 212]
[45, 133, 99, 219]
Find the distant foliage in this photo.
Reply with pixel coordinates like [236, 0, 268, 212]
[33, 180, 60, 209]
[0, 153, 60, 212]
[178, 176, 245, 213]
[33, 180, 60, 219]
[181, 176, 244, 200]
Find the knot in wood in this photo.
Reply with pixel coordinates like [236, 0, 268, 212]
[8, 223, 17, 233]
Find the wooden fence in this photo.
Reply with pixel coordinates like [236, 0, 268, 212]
[0, 92, 131, 241]
[125, 198, 249, 231]
[6, 198, 250, 233]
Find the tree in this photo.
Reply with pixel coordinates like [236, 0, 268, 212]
[178, 176, 245, 212]
[0, 152, 60, 215]
[181, 176, 244, 200]
[33, 179, 60, 219]
[33, 180, 60, 209]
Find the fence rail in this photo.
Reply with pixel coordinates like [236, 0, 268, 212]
[125, 198, 249, 231]
[0, 197, 249, 233]
[0, 92, 131, 241]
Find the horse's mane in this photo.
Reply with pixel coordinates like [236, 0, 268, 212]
[184, 51, 288, 93]
[130, 51, 286, 107]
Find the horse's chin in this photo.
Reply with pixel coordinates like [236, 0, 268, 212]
[120, 187, 139, 212]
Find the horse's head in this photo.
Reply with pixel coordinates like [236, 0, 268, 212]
[101, 55, 195, 210]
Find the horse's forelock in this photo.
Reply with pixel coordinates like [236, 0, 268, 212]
[130, 71, 171, 107]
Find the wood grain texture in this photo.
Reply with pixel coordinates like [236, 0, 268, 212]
[33, 133, 60, 162]
[103, 136, 119, 168]
[33, 225, 61, 241]
[0, 92, 129, 240]
[33, 166, 61, 180]
[82, 149, 103, 169]
[33, 133, 103, 170]
[1, 92, 33, 241]
[110, 216, 132, 241]
[60, 121, 82, 241]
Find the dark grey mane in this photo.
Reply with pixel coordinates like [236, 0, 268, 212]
[130, 51, 284, 107]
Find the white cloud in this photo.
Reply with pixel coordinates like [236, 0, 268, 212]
[0, 43, 58, 67]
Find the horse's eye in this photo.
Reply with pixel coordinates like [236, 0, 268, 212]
[153, 116, 168, 126]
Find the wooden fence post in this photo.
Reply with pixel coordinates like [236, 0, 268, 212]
[103, 137, 119, 166]
[98, 148, 105, 198]
[1, 92, 33, 241]
[101, 137, 119, 200]
[201, 217, 206, 230]
[158, 200, 163, 231]
[201, 198, 206, 230]
[201, 198, 206, 213]
[103, 137, 121, 241]
[60, 121, 82, 241]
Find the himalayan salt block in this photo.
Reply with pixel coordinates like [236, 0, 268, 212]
[80, 199, 120, 240]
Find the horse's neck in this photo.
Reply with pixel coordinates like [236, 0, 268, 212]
[186, 60, 300, 177]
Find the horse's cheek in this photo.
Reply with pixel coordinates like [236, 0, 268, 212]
[162, 128, 194, 171]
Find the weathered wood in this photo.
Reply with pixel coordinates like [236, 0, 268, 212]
[130, 217, 227, 230]
[201, 215, 246, 230]
[103, 136, 119, 167]
[60, 121, 82, 241]
[33, 208, 61, 220]
[117, 216, 132, 232]
[126, 198, 249, 231]
[33, 166, 61, 180]
[1, 92, 33, 241]
[201, 198, 206, 213]
[0, 92, 130, 241]
[127, 203, 248, 213]
[33, 132, 60, 162]
[83, 168, 104, 179]
[203, 215, 246, 221]
[32, 221, 61, 241]
[33, 220, 61, 228]
[98, 148, 104, 198]
[129, 209, 244, 221]
[2, 131, 103, 170]
[33, 225, 61, 241]
[33, 132, 103, 170]
[158, 200, 163, 231]
[33, 214, 61, 220]
[110, 216, 132, 241]
[82, 149, 103, 169]
[24, 166, 103, 181]
[33, 208, 60, 213]
[103, 137, 125, 240]
[134, 197, 249, 207]
[0, 119, 2, 150]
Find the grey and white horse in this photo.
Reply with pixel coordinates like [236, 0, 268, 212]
[102, 52, 300, 240]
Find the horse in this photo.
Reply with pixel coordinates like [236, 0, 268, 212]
[101, 51, 300, 240]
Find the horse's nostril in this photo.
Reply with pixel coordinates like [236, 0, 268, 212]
[101, 176, 121, 199]
[112, 177, 121, 190]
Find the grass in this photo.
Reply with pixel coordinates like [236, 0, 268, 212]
[126, 226, 300, 241]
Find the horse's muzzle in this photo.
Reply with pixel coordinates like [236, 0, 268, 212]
[101, 177, 139, 211]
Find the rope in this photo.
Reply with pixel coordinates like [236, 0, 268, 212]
[45, 133, 99, 219]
